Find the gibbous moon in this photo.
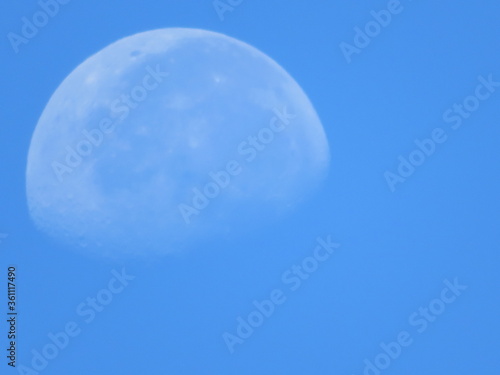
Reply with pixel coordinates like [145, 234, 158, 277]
[26, 28, 330, 257]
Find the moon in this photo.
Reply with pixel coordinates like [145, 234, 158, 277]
[26, 28, 330, 257]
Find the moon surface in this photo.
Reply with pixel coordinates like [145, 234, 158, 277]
[26, 28, 330, 257]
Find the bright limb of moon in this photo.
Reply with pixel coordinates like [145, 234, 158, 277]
[26, 28, 330, 257]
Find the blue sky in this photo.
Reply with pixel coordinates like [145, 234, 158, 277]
[1, 0, 500, 374]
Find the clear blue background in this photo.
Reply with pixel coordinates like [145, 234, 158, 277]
[1, 0, 499, 374]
